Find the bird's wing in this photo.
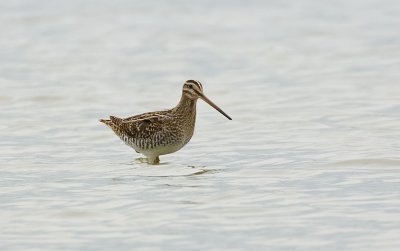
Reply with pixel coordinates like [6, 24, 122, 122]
[123, 110, 169, 122]
[117, 113, 173, 138]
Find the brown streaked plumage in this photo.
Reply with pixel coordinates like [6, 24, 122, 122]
[100, 80, 232, 164]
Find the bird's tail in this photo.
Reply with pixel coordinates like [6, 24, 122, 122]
[99, 116, 123, 127]
[99, 118, 113, 127]
[99, 118, 109, 123]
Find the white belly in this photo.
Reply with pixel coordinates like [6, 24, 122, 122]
[139, 143, 185, 158]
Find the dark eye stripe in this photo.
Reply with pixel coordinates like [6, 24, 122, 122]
[186, 80, 202, 90]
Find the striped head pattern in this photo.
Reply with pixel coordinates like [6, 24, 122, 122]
[181, 79, 232, 120]
[182, 79, 204, 100]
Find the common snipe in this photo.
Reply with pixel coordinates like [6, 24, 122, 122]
[100, 80, 232, 164]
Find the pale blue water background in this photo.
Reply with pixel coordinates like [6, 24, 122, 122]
[1, 0, 400, 250]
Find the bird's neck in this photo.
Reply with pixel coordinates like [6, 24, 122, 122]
[174, 94, 197, 117]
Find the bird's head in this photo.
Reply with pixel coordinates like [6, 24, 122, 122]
[182, 80, 232, 120]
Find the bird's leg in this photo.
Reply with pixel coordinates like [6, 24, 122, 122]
[148, 156, 160, 165]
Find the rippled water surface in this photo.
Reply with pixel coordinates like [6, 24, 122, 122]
[1, 0, 400, 250]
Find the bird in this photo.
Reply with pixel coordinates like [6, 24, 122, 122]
[99, 80, 232, 164]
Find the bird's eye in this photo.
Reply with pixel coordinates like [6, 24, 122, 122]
[188, 85, 193, 89]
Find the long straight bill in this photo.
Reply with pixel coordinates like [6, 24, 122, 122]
[199, 93, 232, 120]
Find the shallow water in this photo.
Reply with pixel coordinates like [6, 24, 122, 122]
[1, 0, 400, 250]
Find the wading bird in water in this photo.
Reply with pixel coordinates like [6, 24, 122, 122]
[100, 80, 232, 164]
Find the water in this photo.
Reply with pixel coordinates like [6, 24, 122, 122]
[1, 0, 400, 250]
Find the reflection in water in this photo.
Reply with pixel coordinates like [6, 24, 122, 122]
[129, 161, 218, 177]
